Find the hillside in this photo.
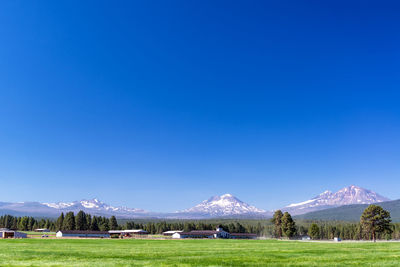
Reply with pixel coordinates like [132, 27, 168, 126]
[296, 199, 400, 222]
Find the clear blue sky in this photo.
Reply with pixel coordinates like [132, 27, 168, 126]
[0, 1, 399, 212]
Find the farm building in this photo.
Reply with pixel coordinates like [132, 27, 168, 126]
[172, 227, 230, 239]
[172, 227, 257, 239]
[56, 230, 110, 238]
[109, 229, 148, 238]
[0, 228, 27, 239]
[162, 230, 183, 236]
[34, 228, 50, 232]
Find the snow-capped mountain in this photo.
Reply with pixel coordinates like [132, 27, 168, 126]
[42, 198, 146, 216]
[283, 185, 390, 215]
[0, 199, 149, 218]
[177, 193, 268, 217]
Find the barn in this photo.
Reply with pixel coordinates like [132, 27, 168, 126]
[34, 228, 50, 232]
[171, 227, 258, 239]
[0, 228, 27, 239]
[56, 230, 110, 238]
[108, 229, 148, 238]
[172, 227, 230, 239]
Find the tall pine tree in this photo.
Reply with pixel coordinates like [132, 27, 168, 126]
[63, 212, 76, 230]
[56, 213, 64, 231]
[361, 205, 392, 242]
[281, 212, 297, 238]
[271, 210, 283, 238]
[75, 211, 88, 230]
[109, 216, 118, 230]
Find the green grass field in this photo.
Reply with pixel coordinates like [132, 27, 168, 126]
[0, 239, 399, 266]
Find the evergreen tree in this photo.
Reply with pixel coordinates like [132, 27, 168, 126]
[56, 213, 64, 231]
[360, 205, 392, 242]
[12, 217, 18, 230]
[308, 223, 320, 240]
[86, 214, 92, 229]
[18, 217, 29, 231]
[281, 212, 296, 238]
[109, 216, 118, 230]
[90, 217, 99, 231]
[63, 212, 76, 230]
[271, 210, 284, 238]
[75, 211, 88, 230]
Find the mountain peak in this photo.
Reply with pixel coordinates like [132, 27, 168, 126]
[179, 194, 266, 217]
[284, 185, 390, 215]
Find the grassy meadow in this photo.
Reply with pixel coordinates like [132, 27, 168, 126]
[0, 238, 400, 266]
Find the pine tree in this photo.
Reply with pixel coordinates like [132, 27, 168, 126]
[281, 212, 296, 238]
[109, 216, 118, 230]
[271, 210, 283, 238]
[56, 213, 64, 231]
[75, 211, 88, 230]
[63, 212, 76, 230]
[90, 217, 99, 231]
[360, 205, 392, 242]
[308, 223, 320, 240]
[86, 214, 92, 229]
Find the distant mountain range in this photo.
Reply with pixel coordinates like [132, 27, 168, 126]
[0, 185, 393, 219]
[42, 198, 146, 215]
[0, 199, 149, 218]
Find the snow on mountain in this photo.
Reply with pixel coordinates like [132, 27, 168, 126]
[178, 193, 267, 217]
[283, 185, 390, 215]
[42, 198, 146, 216]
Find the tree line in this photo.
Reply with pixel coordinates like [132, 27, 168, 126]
[55, 211, 119, 231]
[0, 215, 54, 231]
[270, 204, 393, 241]
[0, 211, 119, 232]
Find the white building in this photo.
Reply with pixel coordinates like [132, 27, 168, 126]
[56, 230, 110, 238]
[172, 227, 230, 239]
[162, 230, 183, 236]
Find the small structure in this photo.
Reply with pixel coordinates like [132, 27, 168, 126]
[162, 230, 183, 236]
[334, 237, 342, 242]
[229, 233, 257, 239]
[0, 228, 27, 239]
[109, 229, 148, 238]
[172, 227, 230, 239]
[34, 228, 50, 232]
[301, 236, 311, 241]
[56, 230, 110, 238]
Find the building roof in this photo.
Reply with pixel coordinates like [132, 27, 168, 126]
[109, 229, 148, 234]
[58, 230, 109, 235]
[163, 230, 183, 234]
[176, 230, 256, 236]
[0, 229, 14, 233]
[178, 230, 218, 235]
